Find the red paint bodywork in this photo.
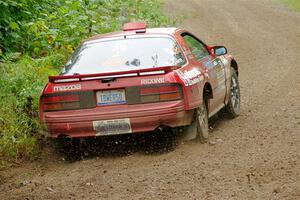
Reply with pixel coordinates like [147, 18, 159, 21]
[39, 25, 237, 138]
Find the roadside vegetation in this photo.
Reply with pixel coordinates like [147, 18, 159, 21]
[283, 0, 300, 11]
[0, 0, 176, 168]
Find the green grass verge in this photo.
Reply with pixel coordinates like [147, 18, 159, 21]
[0, 53, 65, 165]
[283, 0, 300, 11]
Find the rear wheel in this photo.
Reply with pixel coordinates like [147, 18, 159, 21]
[225, 67, 240, 118]
[195, 100, 209, 143]
[178, 99, 209, 142]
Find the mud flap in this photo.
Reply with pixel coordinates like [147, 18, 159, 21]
[182, 120, 197, 141]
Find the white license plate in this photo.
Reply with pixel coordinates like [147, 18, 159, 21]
[93, 118, 132, 136]
[96, 89, 126, 105]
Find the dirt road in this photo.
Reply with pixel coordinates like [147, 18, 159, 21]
[1, 0, 299, 199]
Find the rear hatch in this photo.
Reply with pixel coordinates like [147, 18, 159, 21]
[39, 66, 183, 119]
[39, 34, 187, 119]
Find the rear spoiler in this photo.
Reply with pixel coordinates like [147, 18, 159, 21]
[48, 66, 178, 83]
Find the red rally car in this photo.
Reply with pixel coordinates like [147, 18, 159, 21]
[39, 22, 240, 143]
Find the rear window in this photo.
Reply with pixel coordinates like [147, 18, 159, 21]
[61, 37, 186, 75]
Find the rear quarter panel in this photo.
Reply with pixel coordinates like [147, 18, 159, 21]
[172, 30, 208, 110]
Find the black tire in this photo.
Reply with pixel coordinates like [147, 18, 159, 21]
[225, 67, 240, 118]
[195, 100, 209, 143]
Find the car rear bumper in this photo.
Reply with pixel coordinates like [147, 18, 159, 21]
[43, 100, 193, 138]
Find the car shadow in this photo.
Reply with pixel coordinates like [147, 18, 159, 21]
[50, 111, 235, 162]
[53, 128, 179, 162]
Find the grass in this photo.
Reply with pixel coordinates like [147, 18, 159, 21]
[283, 0, 300, 11]
[0, 53, 65, 166]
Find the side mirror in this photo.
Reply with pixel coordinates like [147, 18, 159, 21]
[213, 46, 227, 56]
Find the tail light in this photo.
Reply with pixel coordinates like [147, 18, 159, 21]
[41, 91, 96, 112]
[40, 84, 181, 113]
[41, 93, 80, 112]
[139, 84, 182, 103]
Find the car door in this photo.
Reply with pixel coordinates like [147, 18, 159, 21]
[181, 33, 226, 114]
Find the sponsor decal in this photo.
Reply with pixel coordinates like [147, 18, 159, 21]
[220, 56, 229, 66]
[215, 65, 226, 86]
[54, 84, 81, 92]
[189, 75, 203, 85]
[141, 78, 165, 85]
[204, 60, 214, 68]
[213, 60, 219, 66]
[183, 68, 201, 79]
[176, 68, 203, 86]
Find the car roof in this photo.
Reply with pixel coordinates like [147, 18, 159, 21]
[84, 27, 180, 42]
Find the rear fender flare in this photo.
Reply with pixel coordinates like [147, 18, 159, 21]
[202, 82, 213, 112]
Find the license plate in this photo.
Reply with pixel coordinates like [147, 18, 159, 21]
[96, 89, 126, 105]
[93, 118, 132, 136]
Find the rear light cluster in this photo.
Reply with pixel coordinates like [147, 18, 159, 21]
[41, 91, 95, 112]
[42, 94, 80, 112]
[138, 84, 182, 103]
[41, 84, 182, 112]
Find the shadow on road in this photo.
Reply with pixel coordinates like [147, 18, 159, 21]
[45, 111, 235, 162]
[50, 128, 179, 162]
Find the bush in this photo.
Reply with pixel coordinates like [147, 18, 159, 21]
[0, 53, 65, 162]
